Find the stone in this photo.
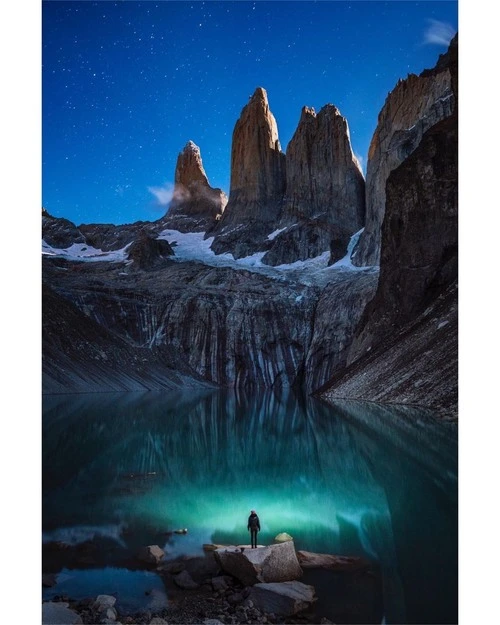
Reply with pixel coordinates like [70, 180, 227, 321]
[149, 618, 169, 624]
[203, 543, 226, 551]
[173, 569, 199, 589]
[227, 592, 244, 605]
[162, 141, 227, 233]
[42, 601, 83, 625]
[248, 581, 316, 616]
[210, 87, 286, 258]
[214, 541, 303, 586]
[137, 545, 165, 565]
[296, 550, 370, 572]
[353, 38, 456, 267]
[93, 595, 117, 612]
[212, 576, 230, 592]
[161, 561, 185, 574]
[274, 533, 293, 543]
[103, 606, 118, 620]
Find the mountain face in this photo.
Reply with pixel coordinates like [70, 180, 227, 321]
[209, 90, 364, 265]
[42, 255, 377, 393]
[162, 141, 227, 233]
[209, 87, 287, 258]
[42, 37, 458, 417]
[262, 104, 365, 266]
[42, 208, 86, 248]
[352, 43, 455, 267]
[321, 35, 458, 417]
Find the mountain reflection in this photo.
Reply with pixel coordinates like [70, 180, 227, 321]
[43, 389, 457, 624]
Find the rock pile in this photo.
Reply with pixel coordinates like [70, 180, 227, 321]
[43, 541, 371, 624]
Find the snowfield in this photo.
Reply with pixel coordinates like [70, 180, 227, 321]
[42, 227, 376, 286]
[42, 240, 132, 263]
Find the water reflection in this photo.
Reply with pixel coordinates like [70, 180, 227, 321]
[42, 389, 457, 624]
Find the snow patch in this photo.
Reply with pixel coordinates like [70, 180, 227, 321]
[156, 228, 377, 286]
[42, 240, 131, 263]
[267, 226, 288, 241]
[330, 228, 373, 270]
[437, 320, 449, 329]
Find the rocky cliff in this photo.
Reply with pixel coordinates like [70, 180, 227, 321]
[162, 141, 227, 232]
[209, 87, 287, 258]
[42, 245, 378, 394]
[42, 207, 86, 248]
[322, 36, 458, 417]
[353, 38, 456, 267]
[42, 38, 458, 417]
[261, 105, 365, 266]
[42, 280, 212, 394]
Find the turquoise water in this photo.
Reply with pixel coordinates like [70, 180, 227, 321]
[42, 389, 457, 623]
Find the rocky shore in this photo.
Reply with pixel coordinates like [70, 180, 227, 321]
[42, 541, 378, 625]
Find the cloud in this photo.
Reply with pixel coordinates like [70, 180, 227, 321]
[424, 19, 456, 46]
[148, 182, 175, 206]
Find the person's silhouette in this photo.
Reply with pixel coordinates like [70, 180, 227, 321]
[247, 509, 260, 548]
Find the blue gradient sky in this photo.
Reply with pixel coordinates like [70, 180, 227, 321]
[42, 1, 457, 226]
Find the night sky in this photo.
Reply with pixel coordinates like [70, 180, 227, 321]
[42, 0, 457, 226]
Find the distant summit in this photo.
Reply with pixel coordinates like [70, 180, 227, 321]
[162, 140, 227, 233]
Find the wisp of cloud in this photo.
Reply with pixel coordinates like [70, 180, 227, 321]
[424, 19, 456, 46]
[148, 182, 175, 206]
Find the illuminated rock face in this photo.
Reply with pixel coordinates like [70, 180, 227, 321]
[352, 41, 456, 267]
[322, 35, 458, 418]
[162, 141, 227, 233]
[214, 541, 303, 586]
[209, 87, 287, 259]
[261, 104, 365, 266]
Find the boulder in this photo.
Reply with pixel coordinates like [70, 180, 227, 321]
[160, 560, 185, 574]
[92, 595, 117, 612]
[214, 541, 303, 586]
[42, 601, 83, 625]
[103, 606, 118, 621]
[249, 581, 316, 616]
[173, 569, 199, 589]
[274, 532, 293, 543]
[203, 543, 226, 551]
[137, 545, 165, 565]
[296, 550, 370, 572]
[211, 575, 229, 592]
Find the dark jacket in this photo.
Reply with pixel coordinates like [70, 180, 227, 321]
[248, 513, 260, 531]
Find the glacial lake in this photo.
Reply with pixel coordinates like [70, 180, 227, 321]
[42, 390, 458, 624]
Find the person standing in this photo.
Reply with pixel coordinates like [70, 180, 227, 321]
[247, 510, 260, 548]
